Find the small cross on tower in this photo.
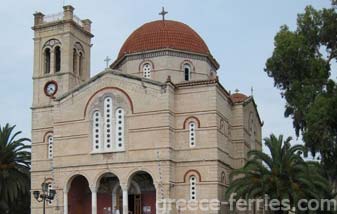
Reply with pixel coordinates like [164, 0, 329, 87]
[104, 56, 111, 69]
[159, 7, 168, 21]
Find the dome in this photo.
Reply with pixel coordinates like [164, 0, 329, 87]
[117, 20, 211, 59]
[231, 93, 248, 103]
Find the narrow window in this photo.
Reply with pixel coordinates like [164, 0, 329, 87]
[93, 111, 102, 151]
[79, 52, 83, 77]
[44, 48, 51, 74]
[73, 49, 77, 74]
[189, 176, 197, 200]
[47, 135, 53, 159]
[48, 183, 53, 205]
[143, 63, 152, 78]
[115, 108, 124, 150]
[104, 97, 113, 150]
[184, 64, 191, 81]
[55, 46, 61, 72]
[189, 122, 196, 147]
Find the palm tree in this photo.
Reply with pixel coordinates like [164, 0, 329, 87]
[0, 123, 31, 213]
[225, 134, 331, 213]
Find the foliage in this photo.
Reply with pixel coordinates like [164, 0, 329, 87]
[265, 3, 337, 183]
[225, 134, 332, 213]
[0, 123, 31, 214]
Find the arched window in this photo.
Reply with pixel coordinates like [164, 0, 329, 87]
[92, 111, 102, 152]
[47, 182, 53, 205]
[73, 48, 77, 74]
[44, 48, 51, 74]
[184, 64, 191, 81]
[189, 175, 197, 200]
[221, 172, 226, 184]
[115, 108, 125, 150]
[104, 97, 113, 150]
[47, 135, 53, 159]
[79, 52, 83, 77]
[189, 122, 196, 147]
[91, 96, 126, 153]
[55, 46, 61, 72]
[143, 63, 152, 78]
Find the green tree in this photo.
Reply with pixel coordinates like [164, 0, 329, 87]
[225, 134, 331, 213]
[264, 2, 337, 185]
[0, 124, 31, 214]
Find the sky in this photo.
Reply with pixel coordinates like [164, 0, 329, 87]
[0, 0, 332, 147]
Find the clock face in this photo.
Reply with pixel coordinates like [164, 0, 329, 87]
[44, 81, 58, 97]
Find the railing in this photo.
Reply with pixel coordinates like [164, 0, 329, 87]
[43, 12, 63, 23]
[43, 12, 83, 27]
[73, 15, 83, 27]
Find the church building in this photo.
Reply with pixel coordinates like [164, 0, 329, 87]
[31, 5, 262, 214]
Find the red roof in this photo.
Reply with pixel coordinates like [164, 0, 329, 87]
[117, 20, 211, 59]
[231, 93, 248, 103]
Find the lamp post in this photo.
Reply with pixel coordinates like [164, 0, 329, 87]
[33, 178, 56, 214]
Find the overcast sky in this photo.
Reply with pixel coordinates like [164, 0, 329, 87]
[0, 0, 332, 147]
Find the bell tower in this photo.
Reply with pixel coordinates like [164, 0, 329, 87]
[32, 5, 93, 107]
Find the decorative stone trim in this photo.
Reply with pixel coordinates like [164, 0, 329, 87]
[183, 169, 202, 182]
[84, 86, 134, 117]
[183, 116, 201, 129]
[112, 48, 219, 70]
[43, 39, 62, 49]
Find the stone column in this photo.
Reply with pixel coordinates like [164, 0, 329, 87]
[112, 192, 115, 212]
[121, 184, 128, 214]
[63, 189, 68, 214]
[91, 187, 97, 214]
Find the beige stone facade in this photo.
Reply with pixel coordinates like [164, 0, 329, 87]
[31, 5, 262, 214]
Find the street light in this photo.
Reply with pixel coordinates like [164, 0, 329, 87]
[33, 178, 56, 214]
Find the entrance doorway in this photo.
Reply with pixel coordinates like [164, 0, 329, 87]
[68, 175, 91, 214]
[128, 171, 156, 214]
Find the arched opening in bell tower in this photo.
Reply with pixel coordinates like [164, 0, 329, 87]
[44, 48, 51, 74]
[55, 46, 61, 72]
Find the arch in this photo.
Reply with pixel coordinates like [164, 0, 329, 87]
[43, 131, 54, 143]
[126, 169, 157, 187]
[180, 60, 195, 72]
[43, 39, 62, 49]
[74, 42, 84, 53]
[183, 169, 202, 183]
[66, 174, 91, 214]
[126, 170, 157, 214]
[93, 170, 121, 190]
[183, 116, 201, 129]
[138, 60, 155, 73]
[64, 172, 91, 192]
[84, 87, 134, 117]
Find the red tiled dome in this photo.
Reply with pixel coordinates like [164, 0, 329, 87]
[117, 20, 211, 59]
[231, 93, 248, 103]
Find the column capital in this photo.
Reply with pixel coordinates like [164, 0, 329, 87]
[120, 183, 128, 191]
[90, 186, 97, 193]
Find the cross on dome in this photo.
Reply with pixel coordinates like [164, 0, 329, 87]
[159, 7, 168, 21]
